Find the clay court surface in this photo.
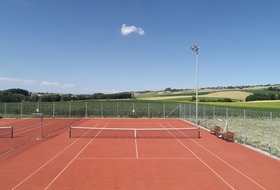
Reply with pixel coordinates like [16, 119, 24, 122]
[0, 118, 280, 189]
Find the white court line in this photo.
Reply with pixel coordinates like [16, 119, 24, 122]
[188, 131, 266, 190]
[44, 123, 109, 190]
[14, 122, 53, 135]
[11, 123, 102, 190]
[160, 123, 235, 190]
[166, 122, 266, 190]
[0, 123, 54, 157]
[14, 123, 40, 132]
[134, 138, 139, 159]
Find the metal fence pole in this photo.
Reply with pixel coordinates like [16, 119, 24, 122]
[4, 102, 7, 118]
[189, 104, 191, 121]
[148, 103, 150, 118]
[69, 102, 71, 118]
[85, 102, 88, 118]
[244, 109, 246, 145]
[116, 102, 118, 118]
[179, 103, 182, 119]
[203, 105, 205, 121]
[101, 102, 103, 117]
[21, 102, 22, 118]
[213, 106, 215, 126]
[270, 112, 273, 156]
[163, 103, 165, 118]
[53, 102, 55, 118]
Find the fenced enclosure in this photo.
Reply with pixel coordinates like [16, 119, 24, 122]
[0, 101, 279, 158]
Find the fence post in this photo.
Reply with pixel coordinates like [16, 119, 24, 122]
[116, 102, 118, 118]
[148, 103, 150, 118]
[189, 104, 191, 121]
[203, 105, 205, 121]
[4, 102, 7, 118]
[244, 109, 246, 145]
[226, 107, 228, 121]
[213, 106, 215, 126]
[101, 102, 103, 117]
[85, 102, 88, 118]
[53, 102, 55, 118]
[179, 103, 181, 118]
[20, 102, 22, 118]
[37, 101, 40, 115]
[270, 112, 272, 156]
[69, 102, 71, 118]
[163, 103, 165, 118]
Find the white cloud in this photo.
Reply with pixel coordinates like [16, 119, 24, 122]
[0, 77, 37, 85]
[41, 81, 60, 86]
[121, 24, 145, 35]
[41, 81, 75, 89]
[62, 84, 75, 89]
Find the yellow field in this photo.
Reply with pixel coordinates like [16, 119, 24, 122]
[200, 91, 252, 101]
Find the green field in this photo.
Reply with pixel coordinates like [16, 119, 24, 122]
[135, 87, 280, 112]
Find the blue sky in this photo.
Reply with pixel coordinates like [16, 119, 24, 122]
[1, 0, 279, 94]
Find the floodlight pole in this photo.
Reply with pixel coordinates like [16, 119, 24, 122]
[191, 44, 199, 126]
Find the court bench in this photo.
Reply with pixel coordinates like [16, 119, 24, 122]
[222, 131, 234, 142]
[128, 114, 138, 118]
[210, 126, 221, 136]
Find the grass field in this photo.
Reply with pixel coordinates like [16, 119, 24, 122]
[134, 87, 280, 158]
[135, 87, 280, 112]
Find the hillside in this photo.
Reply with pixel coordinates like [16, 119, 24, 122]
[135, 89, 252, 101]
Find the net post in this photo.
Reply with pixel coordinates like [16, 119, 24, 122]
[40, 116, 43, 139]
[134, 128, 136, 138]
[11, 126, 13, 138]
[69, 126, 72, 138]
[198, 127, 200, 138]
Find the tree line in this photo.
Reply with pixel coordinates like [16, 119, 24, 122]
[245, 93, 280, 101]
[0, 88, 134, 102]
[245, 86, 280, 101]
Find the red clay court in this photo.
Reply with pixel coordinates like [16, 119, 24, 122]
[0, 118, 280, 189]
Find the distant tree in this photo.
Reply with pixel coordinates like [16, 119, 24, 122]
[191, 96, 196, 101]
[164, 87, 171, 91]
[223, 98, 232, 102]
[4, 88, 29, 96]
[30, 94, 39, 102]
[61, 94, 72, 101]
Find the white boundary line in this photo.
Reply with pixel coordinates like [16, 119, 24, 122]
[166, 122, 266, 190]
[189, 133, 266, 190]
[11, 123, 102, 190]
[15, 122, 53, 135]
[134, 138, 139, 159]
[160, 123, 235, 190]
[11, 119, 266, 189]
[44, 123, 109, 190]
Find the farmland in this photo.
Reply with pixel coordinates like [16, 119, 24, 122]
[134, 87, 280, 158]
[135, 87, 280, 112]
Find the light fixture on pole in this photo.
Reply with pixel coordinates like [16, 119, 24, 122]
[191, 44, 199, 125]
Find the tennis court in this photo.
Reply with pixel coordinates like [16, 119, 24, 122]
[0, 118, 280, 189]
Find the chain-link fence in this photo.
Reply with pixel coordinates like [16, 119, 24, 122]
[0, 101, 279, 158]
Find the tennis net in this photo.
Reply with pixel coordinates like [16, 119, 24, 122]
[0, 126, 13, 138]
[69, 126, 200, 138]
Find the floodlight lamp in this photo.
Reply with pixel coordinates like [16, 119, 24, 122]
[191, 44, 199, 52]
